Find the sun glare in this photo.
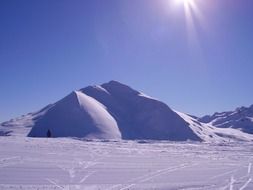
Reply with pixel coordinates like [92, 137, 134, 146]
[172, 0, 205, 62]
[173, 0, 204, 38]
[177, 0, 194, 6]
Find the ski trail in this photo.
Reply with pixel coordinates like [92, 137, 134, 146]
[139, 163, 197, 183]
[69, 168, 75, 179]
[229, 176, 235, 190]
[81, 161, 98, 169]
[0, 156, 22, 168]
[79, 171, 96, 183]
[209, 169, 238, 180]
[248, 163, 252, 174]
[110, 163, 196, 190]
[0, 156, 20, 162]
[57, 159, 99, 184]
[239, 178, 252, 190]
[236, 163, 252, 190]
[45, 178, 64, 189]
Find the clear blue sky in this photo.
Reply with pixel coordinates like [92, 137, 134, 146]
[1, 0, 253, 122]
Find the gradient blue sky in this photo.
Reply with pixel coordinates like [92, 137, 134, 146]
[1, 0, 253, 122]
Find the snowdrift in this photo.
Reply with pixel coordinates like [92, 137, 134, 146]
[28, 91, 121, 139]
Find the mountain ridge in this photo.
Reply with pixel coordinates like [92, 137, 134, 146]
[199, 104, 253, 134]
[1, 80, 253, 142]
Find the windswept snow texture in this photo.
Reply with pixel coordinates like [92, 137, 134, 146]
[199, 105, 253, 134]
[81, 81, 200, 141]
[1, 137, 253, 190]
[28, 91, 121, 139]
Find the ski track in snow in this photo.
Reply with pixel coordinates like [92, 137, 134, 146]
[229, 176, 235, 190]
[209, 169, 238, 180]
[114, 163, 198, 190]
[0, 137, 253, 190]
[45, 178, 64, 189]
[248, 163, 252, 174]
[220, 162, 253, 190]
[0, 156, 23, 168]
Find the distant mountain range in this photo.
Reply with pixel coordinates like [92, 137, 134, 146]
[199, 105, 253, 134]
[1, 81, 253, 142]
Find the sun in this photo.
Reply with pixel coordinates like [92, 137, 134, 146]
[172, 0, 204, 57]
[176, 0, 194, 7]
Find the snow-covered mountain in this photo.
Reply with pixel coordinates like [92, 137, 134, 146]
[81, 81, 201, 141]
[28, 91, 121, 139]
[1, 81, 253, 142]
[0, 104, 53, 136]
[177, 111, 253, 142]
[199, 105, 253, 134]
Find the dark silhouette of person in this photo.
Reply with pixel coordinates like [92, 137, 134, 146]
[47, 129, 52, 138]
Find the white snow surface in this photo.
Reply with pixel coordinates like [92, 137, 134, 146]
[28, 91, 121, 139]
[1, 81, 253, 142]
[138, 92, 158, 101]
[176, 111, 253, 142]
[199, 105, 253, 134]
[0, 104, 53, 136]
[74, 91, 121, 139]
[81, 81, 201, 141]
[0, 136, 253, 190]
[93, 85, 110, 95]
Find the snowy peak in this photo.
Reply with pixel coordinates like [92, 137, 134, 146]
[103, 80, 136, 90]
[177, 111, 253, 142]
[81, 81, 201, 141]
[101, 80, 140, 98]
[81, 85, 110, 95]
[1, 80, 253, 142]
[199, 104, 253, 134]
[1, 81, 202, 141]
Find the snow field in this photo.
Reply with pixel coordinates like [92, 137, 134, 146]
[0, 137, 253, 190]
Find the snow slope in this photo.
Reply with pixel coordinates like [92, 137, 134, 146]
[81, 81, 201, 141]
[1, 80, 253, 142]
[1, 136, 253, 190]
[0, 104, 53, 136]
[199, 105, 253, 134]
[28, 91, 121, 139]
[176, 111, 253, 142]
